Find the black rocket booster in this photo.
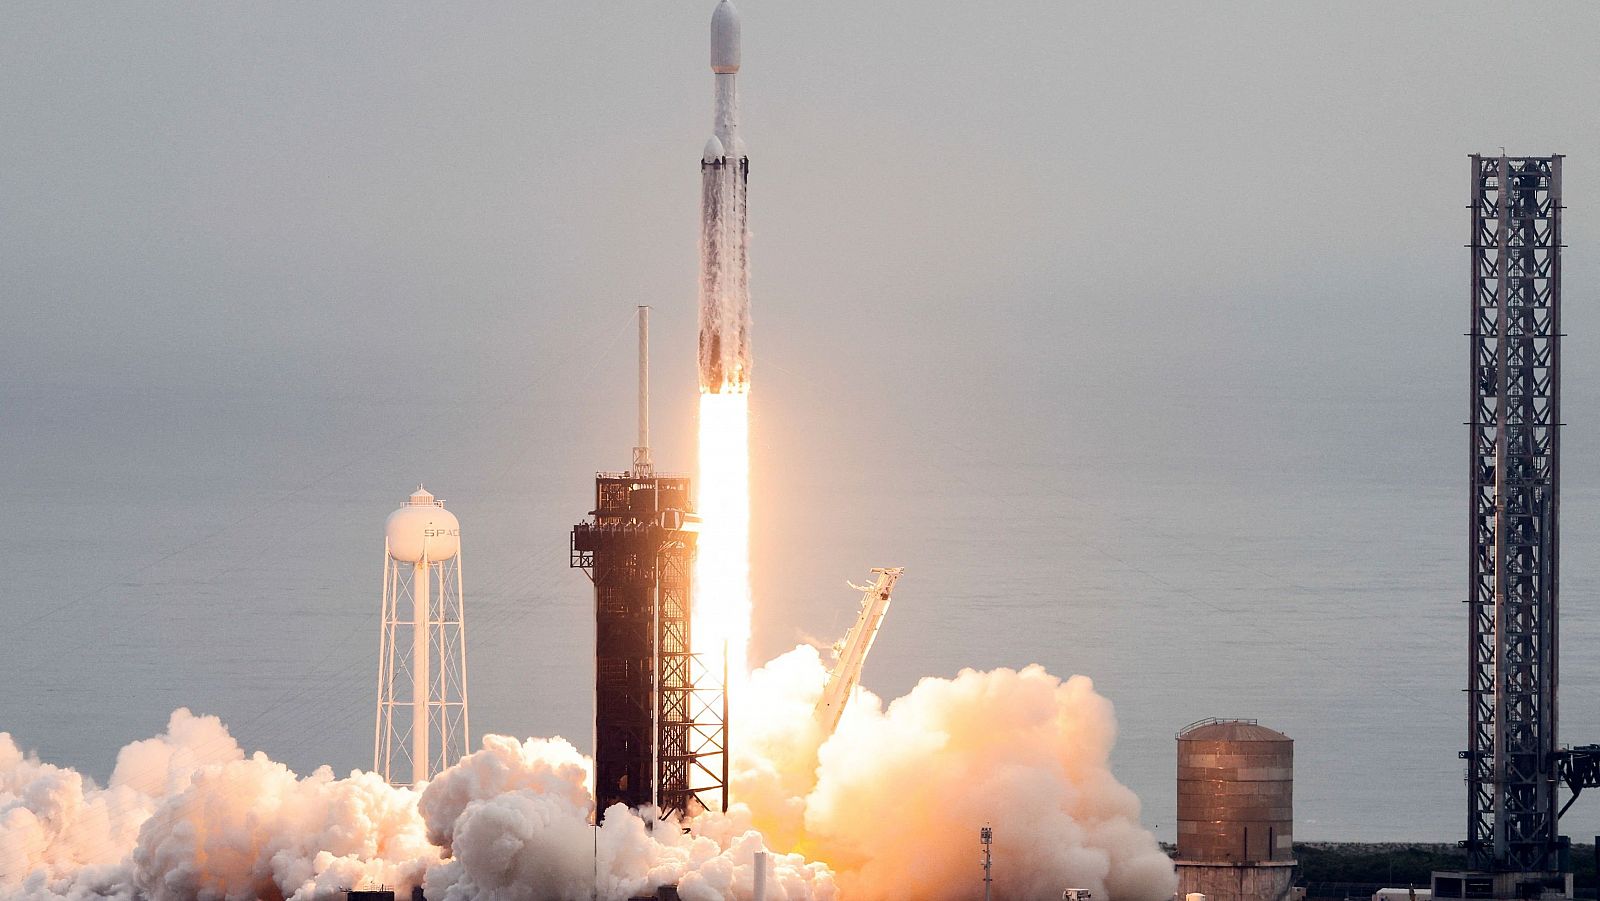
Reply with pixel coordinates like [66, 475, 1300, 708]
[699, 0, 751, 395]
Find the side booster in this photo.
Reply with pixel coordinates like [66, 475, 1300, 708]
[698, 0, 751, 394]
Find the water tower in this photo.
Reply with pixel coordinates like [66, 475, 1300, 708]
[375, 486, 469, 787]
[1174, 718, 1295, 901]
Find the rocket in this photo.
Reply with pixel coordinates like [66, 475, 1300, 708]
[699, 0, 751, 394]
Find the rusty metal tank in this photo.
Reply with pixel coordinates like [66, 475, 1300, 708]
[1176, 718, 1293, 863]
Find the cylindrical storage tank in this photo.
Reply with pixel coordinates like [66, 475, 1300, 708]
[1176, 720, 1292, 863]
[385, 487, 461, 563]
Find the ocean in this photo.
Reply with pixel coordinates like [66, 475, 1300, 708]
[6, 335, 1600, 848]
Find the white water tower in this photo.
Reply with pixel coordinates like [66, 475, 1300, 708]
[375, 486, 469, 787]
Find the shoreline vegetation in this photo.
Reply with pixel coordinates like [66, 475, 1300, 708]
[1159, 843, 1599, 900]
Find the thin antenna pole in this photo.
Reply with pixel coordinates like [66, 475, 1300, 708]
[639, 305, 649, 452]
[981, 826, 993, 901]
[633, 305, 653, 475]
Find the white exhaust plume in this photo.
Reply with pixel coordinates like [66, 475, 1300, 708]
[0, 709, 438, 900]
[0, 654, 1172, 901]
[731, 647, 1178, 901]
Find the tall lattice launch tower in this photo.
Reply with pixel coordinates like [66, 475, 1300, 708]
[571, 308, 727, 820]
[1437, 154, 1570, 901]
[375, 486, 469, 788]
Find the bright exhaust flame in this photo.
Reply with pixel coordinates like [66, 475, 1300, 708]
[694, 388, 751, 683]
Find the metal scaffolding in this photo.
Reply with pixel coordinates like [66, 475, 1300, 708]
[656, 528, 729, 819]
[1464, 154, 1563, 875]
[814, 568, 903, 737]
[572, 474, 728, 822]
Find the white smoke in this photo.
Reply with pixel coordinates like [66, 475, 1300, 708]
[417, 735, 834, 901]
[0, 709, 244, 900]
[0, 656, 1172, 901]
[732, 647, 1177, 901]
[0, 709, 435, 901]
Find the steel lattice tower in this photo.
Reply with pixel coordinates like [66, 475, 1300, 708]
[569, 309, 728, 822]
[572, 473, 727, 821]
[654, 515, 728, 819]
[1465, 154, 1563, 876]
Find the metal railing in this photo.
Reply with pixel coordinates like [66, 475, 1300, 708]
[1176, 717, 1258, 739]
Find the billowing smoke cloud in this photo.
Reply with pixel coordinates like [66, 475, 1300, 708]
[414, 735, 832, 901]
[0, 655, 1173, 901]
[0, 709, 244, 899]
[732, 647, 1177, 901]
[0, 709, 436, 901]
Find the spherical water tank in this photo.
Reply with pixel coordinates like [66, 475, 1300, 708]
[1176, 719, 1292, 863]
[386, 487, 460, 563]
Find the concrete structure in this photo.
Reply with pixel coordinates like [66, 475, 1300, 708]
[1174, 719, 1296, 901]
[375, 487, 469, 788]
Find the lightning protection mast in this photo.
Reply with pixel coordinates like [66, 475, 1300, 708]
[981, 826, 994, 901]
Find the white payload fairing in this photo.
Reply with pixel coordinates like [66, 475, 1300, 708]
[699, 0, 750, 394]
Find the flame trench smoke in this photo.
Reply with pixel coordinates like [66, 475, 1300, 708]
[0, 663, 1177, 901]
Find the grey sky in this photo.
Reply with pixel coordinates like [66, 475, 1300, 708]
[4, 2, 1600, 842]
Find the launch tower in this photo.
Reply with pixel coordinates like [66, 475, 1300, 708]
[572, 309, 728, 819]
[1437, 155, 1571, 901]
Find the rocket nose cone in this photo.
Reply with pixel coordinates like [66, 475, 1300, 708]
[710, 0, 740, 74]
[703, 135, 726, 162]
